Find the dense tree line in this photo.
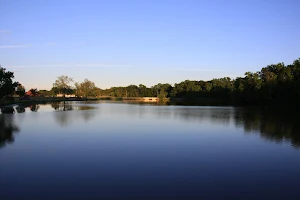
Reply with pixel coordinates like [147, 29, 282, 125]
[99, 58, 300, 106]
[101, 83, 172, 99]
[26, 57, 300, 106]
[232, 58, 300, 105]
[1, 58, 300, 106]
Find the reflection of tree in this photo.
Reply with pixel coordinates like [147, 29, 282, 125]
[54, 111, 71, 127]
[29, 104, 40, 112]
[172, 107, 232, 125]
[15, 104, 40, 113]
[1, 107, 15, 114]
[78, 106, 96, 122]
[51, 102, 60, 110]
[234, 109, 300, 148]
[16, 106, 26, 113]
[0, 115, 19, 148]
[51, 102, 73, 111]
[79, 111, 94, 122]
[156, 107, 300, 148]
[51, 102, 74, 127]
[51, 102, 96, 126]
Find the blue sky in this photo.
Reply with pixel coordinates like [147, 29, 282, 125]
[0, 0, 299, 90]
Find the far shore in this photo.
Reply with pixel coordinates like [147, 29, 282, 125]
[0, 96, 232, 108]
[1, 96, 298, 110]
[0, 96, 165, 107]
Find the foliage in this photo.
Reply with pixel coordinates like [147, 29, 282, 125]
[28, 88, 39, 97]
[15, 84, 25, 96]
[50, 87, 60, 96]
[53, 75, 74, 97]
[158, 89, 167, 99]
[38, 89, 51, 97]
[0, 67, 19, 99]
[75, 79, 98, 98]
[3, 57, 300, 107]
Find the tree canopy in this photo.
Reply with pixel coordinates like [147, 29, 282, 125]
[75, 79, 99, 98]
[53, 75, 74, 97]
[15, 84, 25, 97]
[0, 67, 19, 99]
[99, 57, 300, 106]
[2, 57, 300, 107]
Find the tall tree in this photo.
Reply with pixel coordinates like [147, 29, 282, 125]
[53, 75, 74, 97]
[152, 83, 172, 97]
[0, 67, 19, 99]
[75, 79, 98, 98]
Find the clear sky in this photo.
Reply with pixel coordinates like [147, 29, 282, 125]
[0, 0, 299, 90]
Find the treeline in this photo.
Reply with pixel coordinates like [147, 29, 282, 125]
[101, 83, 172, 99]
[101, 58, 300, 106]
[1, 58, 300, 106]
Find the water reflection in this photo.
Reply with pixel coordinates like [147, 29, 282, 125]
[29, 104, 40, 112]
[51, 102, 96, 112]
[1, 103, 300, 199]
[15, 104, 39, 113]
[171, 107, 233, 126]
[169, 106, 300, 148]
[51, 102, 74, 111]
[1, 107, 15, 114]
[1, 102, 300, 148]
[234, 108, 300, 148]
[152, 106, 300, 148]
[51, 102, 96, 126]
[16, 106, 25, 113]
[0, 114, 19, 148]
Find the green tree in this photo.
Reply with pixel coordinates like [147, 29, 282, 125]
[73, 57, 300, 106]
[75, 79, 98, 98]
[50, 87, 61, 97]
[170, 80, 202, 98]
[38, 89, 51, 97]
[290, 58, 300, 81]
[53, 75, 74, 97]
[158, 88, 167, 100]
[15, 84, 26, 96]
[138, 84, 147, 97]
[0, 67, 19, 99]
[152, 83, 172, 97]
[126, 85, 139, 97]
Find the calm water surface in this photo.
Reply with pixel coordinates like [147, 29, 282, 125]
[1, 101, 300, 199]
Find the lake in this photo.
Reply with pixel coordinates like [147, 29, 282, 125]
[1, 101, 300, 199]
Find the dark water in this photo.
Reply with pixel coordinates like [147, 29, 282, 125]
[1, 101, 300, 199]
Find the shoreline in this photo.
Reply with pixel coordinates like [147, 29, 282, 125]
[1, 97, 299, 111]
[0, 97, 90, 107]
